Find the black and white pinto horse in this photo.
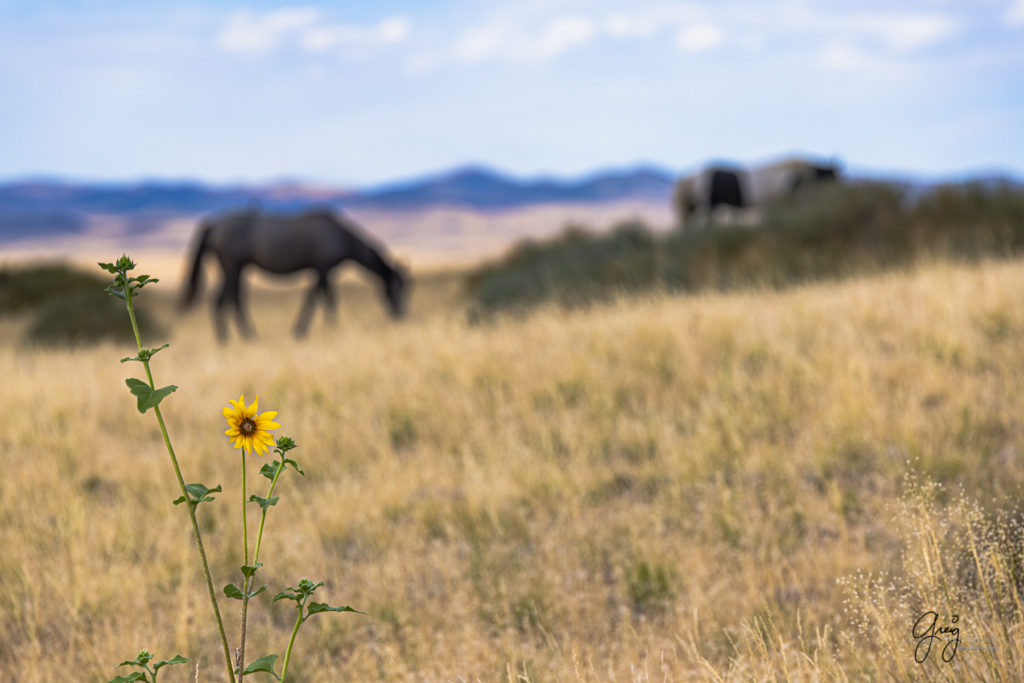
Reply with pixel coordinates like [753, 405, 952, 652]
[180, 208, 408, 341]
[675, 158, 840, 230]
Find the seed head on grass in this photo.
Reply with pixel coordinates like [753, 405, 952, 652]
[223, 395, 280, 455]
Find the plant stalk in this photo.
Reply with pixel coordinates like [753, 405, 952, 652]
[124, 286, 237, 683]
[239, 452, 250, 677]
[253, 460, 286, 565]
[280, 607, 304, 683]
[240, 458, 285, 677]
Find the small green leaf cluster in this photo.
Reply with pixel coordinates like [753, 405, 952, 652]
[225, 562, 267, 601]
[274, 577, 362, 617]
[99, 255, 159, 301]
[243, 579, 363, 680]
[172, 482, 222, 507]
[121, 344, 170, 364]
[125, 378, 178, 414]
[260, 437, 305, 480]
[107, 649, 188, 683]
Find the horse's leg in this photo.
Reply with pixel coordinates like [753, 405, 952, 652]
[213, 273, 232, 344]
[318, 270, 338, 326]
[233, 269, 256, 340]
[293, 281, 319, 338]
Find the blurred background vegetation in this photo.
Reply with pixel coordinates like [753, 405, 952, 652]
[466, 180, 1024, 318]
[0, 263, 164, 346]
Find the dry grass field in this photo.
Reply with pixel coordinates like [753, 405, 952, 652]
[2, 256, 1024, 680]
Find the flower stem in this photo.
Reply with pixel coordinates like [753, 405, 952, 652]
[280, 606, 304, 683]
[239, 452, 250, 677]
[242, 452, 250, 565]
[124, 286, 237, 683]
[240, 458, 284, 677]
[253, 460, 286, 565]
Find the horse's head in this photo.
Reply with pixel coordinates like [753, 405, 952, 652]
[384, 265, 410, 318]
[674, 177, 699, 226]
[813, 163, 840, 182]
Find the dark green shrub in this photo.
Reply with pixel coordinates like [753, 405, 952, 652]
[0, 263, 108, 314]
[467, 221, 658, 318]
[1, 263, 164, 346]
[25, 289, 165, 347]
[466, 179, 1024, 317]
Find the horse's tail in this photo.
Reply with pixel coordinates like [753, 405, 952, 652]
[180, 221, 213, 309]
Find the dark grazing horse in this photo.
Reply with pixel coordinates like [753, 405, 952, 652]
[180, 208, 408, 340]
[675, 157, 840, 230]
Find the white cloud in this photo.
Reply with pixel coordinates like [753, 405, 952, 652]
[1007, 0, 1024, 26]
[453, 15, 596, 64]
[300, 17, 411, 53]
[603, 6, 702, 39]
[536, 17, 597, 59]
[217, 7, 320, 54]
[604, 12, 661, 39]
[848, 13, 956, 51]
[452, 25, 506, 63]
[378, 17, 412, 44]
[676, 23, 721, 53]
[819, 42, 872, 71]
[217, 8, 410, 56]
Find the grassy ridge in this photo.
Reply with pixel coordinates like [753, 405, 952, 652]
[1, 258, 1023, 678]
[0, 263, 164, 346]
[467, 181, 1024, 316]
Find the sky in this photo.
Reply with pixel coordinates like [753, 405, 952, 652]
[1, 0, 1023, 187]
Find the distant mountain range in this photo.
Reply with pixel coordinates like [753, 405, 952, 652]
[3, 162, 1019, 247]
[0, 164, 677, 243]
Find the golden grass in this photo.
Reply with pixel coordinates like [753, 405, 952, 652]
[2, 258, 1024, 680]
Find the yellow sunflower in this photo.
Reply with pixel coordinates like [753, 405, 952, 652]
[223, 394, 280, 455]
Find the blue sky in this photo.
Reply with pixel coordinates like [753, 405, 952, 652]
[1, 0, 1022, 187]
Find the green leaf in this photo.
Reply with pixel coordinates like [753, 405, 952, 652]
[272, 589, 300, 604]
[248, 495, 279, 511]
[307, 601, 363, 616]
[117, 651, 153, 667]
[173, 483, 222, 506]
[105, 285, 126, 300]
[98, 261, 118, 274]
[274, 436, 297, 452]
[241, 654, 280, 679]
[248, 585, 267, 599]
[106, 674, 146, 683]
[259, 462, 281, 481]
[241, 562, 263, 579]
[125, 378, 177, 413]
[121, 344, 170, 364]
[186, 483, 221, 500]
[153, 655, 189, 673]
[284, 457, 305, 476]
[224, 583, 244, 600]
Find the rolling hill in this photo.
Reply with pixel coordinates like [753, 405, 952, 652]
[0, 165, 676, 245]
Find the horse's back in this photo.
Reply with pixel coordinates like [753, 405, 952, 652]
[206, 210, 349, 273]
[252, 213, 350, 273]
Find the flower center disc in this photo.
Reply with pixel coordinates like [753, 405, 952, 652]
[241, 418, 257, 434]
